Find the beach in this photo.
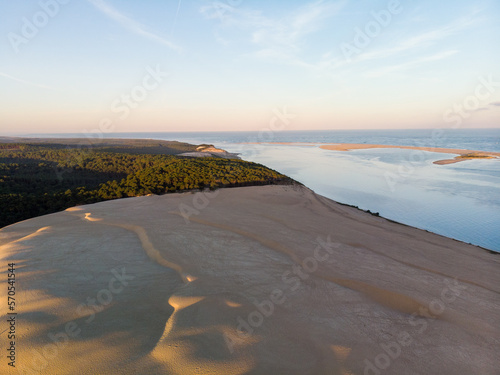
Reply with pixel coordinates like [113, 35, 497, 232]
[3, 0, 499, 372]
[318, 144, 500, 165]
[2, 185, 499, 374]
[246, 142, 500, 165]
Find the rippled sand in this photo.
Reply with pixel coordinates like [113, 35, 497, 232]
[1, 185, 499, 374]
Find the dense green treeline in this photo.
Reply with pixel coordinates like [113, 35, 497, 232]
[0, 142, 295, 227]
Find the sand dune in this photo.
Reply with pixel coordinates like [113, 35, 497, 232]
[1, 186, 499, 374]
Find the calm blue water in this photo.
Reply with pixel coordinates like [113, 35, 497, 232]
[27, 129, 500, 252]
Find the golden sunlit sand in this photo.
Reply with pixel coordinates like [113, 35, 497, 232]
[1, 186, 499, 374]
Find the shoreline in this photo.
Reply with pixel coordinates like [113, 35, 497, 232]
[2, 136, 496, 251]
[330, 197, 498, 255]
[2, 183, 496, 255]
[245, 142, 500, 164]
[1, 180, 496, 255]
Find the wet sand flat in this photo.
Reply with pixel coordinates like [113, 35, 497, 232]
[245, 142, 500, 164]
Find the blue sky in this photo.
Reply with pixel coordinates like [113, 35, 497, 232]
[0, 0, 499, 133]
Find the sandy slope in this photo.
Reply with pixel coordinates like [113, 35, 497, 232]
[1, 185, 499, 375]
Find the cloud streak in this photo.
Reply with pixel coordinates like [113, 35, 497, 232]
[170, 0, 183, 36]
[300, 11, 482, 79]
[356, 15, 480, 63]
[202, 0, 346, 55]
[200, 1, 487, 85]
[87, 0, 179, 51]
[365, 50, 459, 77]
[0, 72, 57, 90]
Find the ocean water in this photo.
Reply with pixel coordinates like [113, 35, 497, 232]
[26, 129, 500, 252]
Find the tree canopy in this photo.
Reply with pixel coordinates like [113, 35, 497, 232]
[0, 140, 296, 227]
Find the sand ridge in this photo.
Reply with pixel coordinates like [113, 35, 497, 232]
[1, 185, 499, 374]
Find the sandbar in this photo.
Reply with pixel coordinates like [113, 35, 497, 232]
[245, 142, 500, 165]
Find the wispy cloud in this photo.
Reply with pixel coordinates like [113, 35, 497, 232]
[356, 15, 480, 63]
[477, 101, 500, 111]
[300, 12, 482, 78]
[201, 0, 346, 59]
[365, 50, 459, 77]
[201, 1, 484, 83]
[87, 0, 179, 51]
[476, 101, 500, 112]
[0, 72, 57, 90]
[253, 0, 346, 49]
[170, 0, 183, 37]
